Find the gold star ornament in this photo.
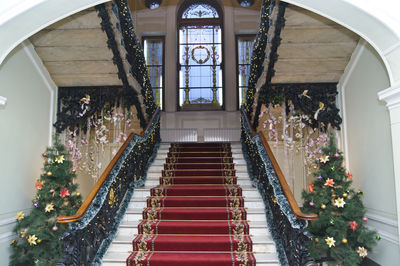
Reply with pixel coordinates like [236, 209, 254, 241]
[334, 197, 346, 208]
[15, 211, 24, 221]
[55, 155, 65, 164]
[27, 235, 38, 246]
[45, 203, 54, 213]
[325, 236, 336, 248]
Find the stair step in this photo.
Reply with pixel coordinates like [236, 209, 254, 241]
[107, 234, 276, 253]
[132, 185, 260, 198]
[116, 220, 271, 238]
[102, 143, 278, 265]
[123, 208, 267, 222]
[102, 251, 279, 265]
[129, 196, 264, 209]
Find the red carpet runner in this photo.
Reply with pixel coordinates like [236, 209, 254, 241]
[127, 143, 256, 266]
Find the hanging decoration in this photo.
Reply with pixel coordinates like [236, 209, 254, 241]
[59, 109, 161, 265]
[258, 101, 329, 174]
[55, 86, 142, 181]
[256, 83, 342, 131]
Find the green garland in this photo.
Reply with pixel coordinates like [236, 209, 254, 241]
[112, 0, 157, 118]
[244, 0, 274, 117]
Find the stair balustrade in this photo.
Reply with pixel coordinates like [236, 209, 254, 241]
[241, 107, 318, 266]
[57, 108, 160, 265]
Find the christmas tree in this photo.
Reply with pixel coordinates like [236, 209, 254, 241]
[10, 137, 82, 265]
[302, 136, 377, 265]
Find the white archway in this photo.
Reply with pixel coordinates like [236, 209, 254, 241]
[0, 0, 109, 65]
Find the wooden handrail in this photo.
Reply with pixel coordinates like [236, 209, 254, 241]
[242, 110, 318, 221]
[58, 108, 160, 223]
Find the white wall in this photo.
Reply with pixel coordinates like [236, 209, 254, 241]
[0, 42, 56, 263]
[338, 40, 399, 265]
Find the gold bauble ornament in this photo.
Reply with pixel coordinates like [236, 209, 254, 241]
[321, 204, 327, 210]
[342, 238, 348, 244]
[313, 165, 317, 169]
[46, 172, 52, 176]
[37, 239, 42, 244]
[76, 192, 80, 197]
[343, 193, 348, 198]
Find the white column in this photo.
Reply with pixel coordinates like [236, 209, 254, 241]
[223, 6, 237, 111]
[378, 85, 400, 247]
[164, 5, 177, 112]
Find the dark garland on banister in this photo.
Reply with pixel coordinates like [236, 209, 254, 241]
[253, 2, 287, 129]
[54, 86, 140, 133]
[244, 0, 274, 117]
[112, 0, 157, 118]
[95, 4, 146, 128]
[258, 83, 342, 131]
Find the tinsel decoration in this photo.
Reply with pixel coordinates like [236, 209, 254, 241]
[112, 0, 157, 118]
[95, 4, 146, 128]
[244, 0, 274, 117]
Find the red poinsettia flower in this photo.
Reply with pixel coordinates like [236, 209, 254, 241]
[60, 189, 70, 198]
[324, 178, 335, 187]
[346, 172, 353, 180]
[349, 221, 358, 231]
[307, 184, 315, 192]
[35, 181, 43, 190]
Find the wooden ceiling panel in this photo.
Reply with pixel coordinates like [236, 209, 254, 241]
[281, 26, 358, 44]
[52, 74, 121, 87]
[284, 6, 336, 27]
[46, 10, 102, 30]
[45, 61, 119, 75]
[30, 29, 108, 47]
[274, 58, 350, 74]
[272, 72, 343, 84]
[277, 42, 356, 60]
[35, 47, 114, 62]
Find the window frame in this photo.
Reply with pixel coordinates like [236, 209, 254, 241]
[235, 34, 256, 110]
[176, 0, 225, 111]
[142, 35, 166, 111]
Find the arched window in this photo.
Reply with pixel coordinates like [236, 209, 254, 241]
[177, 0, 223, 110]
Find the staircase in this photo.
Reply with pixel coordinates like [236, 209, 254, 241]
[102, 142, 279, 265]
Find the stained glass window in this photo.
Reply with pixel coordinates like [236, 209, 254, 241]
[237, 35, 255, 108]
[144, 37, 164, 109]
[182, 3, 219, 19]
[178, 2, 223, 110]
